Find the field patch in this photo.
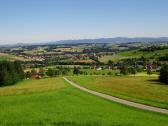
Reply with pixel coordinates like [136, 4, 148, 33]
[99, 55, 122, 63]
[0, 78, 66, 96]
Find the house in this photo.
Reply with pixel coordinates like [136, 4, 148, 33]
[96, 67, 102, 70]
[31, 75, 42, 79]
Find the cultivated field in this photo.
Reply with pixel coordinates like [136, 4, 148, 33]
[0, 77, 168, 125]
[68, 76, 168, 109]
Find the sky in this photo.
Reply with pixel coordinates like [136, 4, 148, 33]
[0, 0, 168, 44]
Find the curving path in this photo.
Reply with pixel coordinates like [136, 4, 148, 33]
[63, 77, 168, 115]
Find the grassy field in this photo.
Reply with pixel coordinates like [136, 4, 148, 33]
[81, 69, 120, 75]
[0, 77, 168, 125]
[118, 49, 168, 59]
[129, 72, 159, 77]
[0, 53, 30, 61]
[68, 76, 168, 109]
[99, 55, 122, 63]
[0, 78, 66, 96]
[99, 48, 168, 63]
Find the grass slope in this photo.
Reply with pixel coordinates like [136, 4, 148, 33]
[0, 77, 168, 126]
[99, 55, 122, 63]
[0, 53, 29, 61]
[0, 78, 66, 96]
[68, 76, 168, 109]
[99, 48, 168, 63]
[118, 49, 168, 59]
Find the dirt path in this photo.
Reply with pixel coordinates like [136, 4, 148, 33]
[63, 77, 168, 115]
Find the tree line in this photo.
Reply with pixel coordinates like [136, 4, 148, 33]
[0, 61, 24, 87]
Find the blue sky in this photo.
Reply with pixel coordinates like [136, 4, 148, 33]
[0, 0, 168, 44]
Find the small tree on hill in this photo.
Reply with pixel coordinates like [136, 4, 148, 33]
[107, 60, 114, 69]
[129, 67, 137, 76]
[120, 66, 128, 75]
[73, 67, 80, 75]
[25, 71, 31, 78]
[46, 68, 55, 77]
[146, 64, 152, 76]
[31, 69, 37, 75]
[39, 68, 45, 77]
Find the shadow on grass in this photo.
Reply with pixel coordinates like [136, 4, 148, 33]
[147, 79, 167, 85]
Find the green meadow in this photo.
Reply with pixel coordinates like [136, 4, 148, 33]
[99, 48, 168, 63]
[0, 77, 168, 126]
[68, 76, 168, 109]
[118, 49, 168, 59]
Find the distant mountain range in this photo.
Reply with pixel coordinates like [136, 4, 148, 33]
[1, 37, 168, 47]
[53, 37, 168, 45]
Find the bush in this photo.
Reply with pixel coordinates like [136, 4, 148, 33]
[107, 72, 113, 76]
[120, 66, 129, 75]
[46, 68, 55, 77]
[73, 67, 80, 75]
[159, 64, 168, 84]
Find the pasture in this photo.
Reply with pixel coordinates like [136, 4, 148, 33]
[0, 77, 168, 125]
[99, 55, 122, 63]
[118, 49, 168, 59]
[0, 53, 30, 61]
[99, 48, 168, 63]
[68, 76, 168, 109]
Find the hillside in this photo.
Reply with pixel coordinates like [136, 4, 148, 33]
[0, 77, 168, 125]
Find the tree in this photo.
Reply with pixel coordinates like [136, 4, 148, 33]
[46, 68, 55, 77]
[25, 71, 31, 78]
[120, 66, 128, 75]
[129, 66, 137, 76]
[73, 67, 80, 75]
[107, 72, 113, 76]
[13, 61, 24, 81]
[146, 64, 152, 76]
[39, 68, 45, 77]
[147, 69, 152, 75]
[131, 68, 136, 75]
[159, 64, 168, 84]
[54, 70, 60, 76]
[107, 60, 114, 69]
[31, 69, 37, 75]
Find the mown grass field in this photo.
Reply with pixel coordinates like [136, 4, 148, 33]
[68, 76, 168, 109]
[0, 77, 168, 125]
